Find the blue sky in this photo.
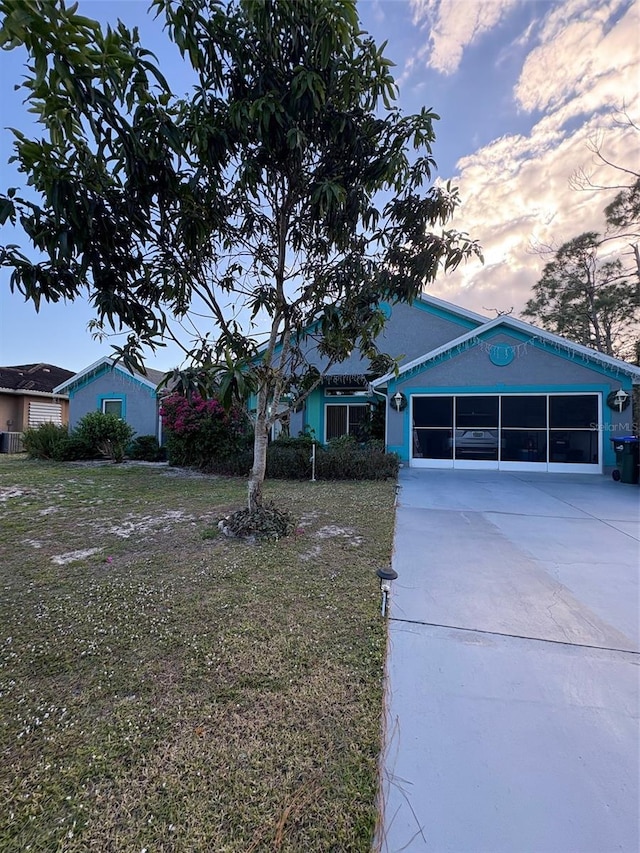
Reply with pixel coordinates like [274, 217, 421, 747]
[0, 0, 638, 372]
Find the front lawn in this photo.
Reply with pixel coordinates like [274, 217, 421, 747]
[0, 458, 395, 852]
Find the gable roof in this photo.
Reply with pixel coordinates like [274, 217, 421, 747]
[372, 314, 640, 386]
[259, 292, 489, 378]
[0, 363, 75, 394]
[411, 292, 488, 326]
[53, 357, 168, 395]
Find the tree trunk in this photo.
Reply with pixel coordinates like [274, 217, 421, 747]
[248, 387, 269, 512]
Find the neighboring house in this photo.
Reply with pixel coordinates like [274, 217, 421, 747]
[279, 294, 640, 475]
[53, 357, 168, 442]
[0, 363, 74, 451]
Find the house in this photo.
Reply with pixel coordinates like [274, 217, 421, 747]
[0, 363, 74, 452]
[53, 357, 168, 442]
[285, 295, 640, 474]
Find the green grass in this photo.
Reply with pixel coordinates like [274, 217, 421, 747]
[0, 457, 395, 852]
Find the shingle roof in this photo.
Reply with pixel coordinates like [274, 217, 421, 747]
[0, 363, 75, 393]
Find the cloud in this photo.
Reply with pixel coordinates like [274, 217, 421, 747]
[429, 0, 639, 318]
[407, 0, 519, 75]
[514, 0, 636, 113]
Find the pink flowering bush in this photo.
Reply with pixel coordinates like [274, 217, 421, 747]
[160, 393, 252, 470]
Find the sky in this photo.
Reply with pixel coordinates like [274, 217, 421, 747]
[0, 0, 638, 373]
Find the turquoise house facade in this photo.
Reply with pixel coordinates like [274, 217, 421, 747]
[287, 295, 640, 475]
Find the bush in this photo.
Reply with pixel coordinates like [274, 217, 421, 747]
[160, 393, 252, 469]
[74, 412, 135, 463]
[127, 435, 165, 462]
[59, 433, 98, 461]
[22, 423, 69, 460]
[266, 435, 314, 479]
[316, 436, 399, 480]
[207, 434, 398, 481]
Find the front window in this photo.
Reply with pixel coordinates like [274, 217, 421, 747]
[102, 399, 123, 418]
[325, 404, 369, 441]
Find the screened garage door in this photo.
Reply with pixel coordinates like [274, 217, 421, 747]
[411, 394, 600, 473]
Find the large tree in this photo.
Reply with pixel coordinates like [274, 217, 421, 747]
[571, 108, 640, 293]
[522, 231, 639, 360]
[0, 0, 480, 511]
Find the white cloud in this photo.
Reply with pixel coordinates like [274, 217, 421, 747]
[514, 0, 636, 113]
[429, 0, 639, 318]
[408, 0, 519, 75]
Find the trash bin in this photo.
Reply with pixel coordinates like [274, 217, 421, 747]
[610, 436, 639, 484]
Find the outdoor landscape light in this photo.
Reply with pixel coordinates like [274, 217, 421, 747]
[376, 566, 398, 618]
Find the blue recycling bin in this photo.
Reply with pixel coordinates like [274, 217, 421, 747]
[610, 436, 639, 484]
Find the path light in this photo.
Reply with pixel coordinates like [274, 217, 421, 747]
[376, 566, 398, 618]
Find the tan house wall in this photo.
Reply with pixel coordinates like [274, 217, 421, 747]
[0, 392, 69, 432]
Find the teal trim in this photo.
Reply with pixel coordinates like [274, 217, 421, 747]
[305, 388, 323, 442]
[98, 393, 126, 419]
[322, 395, 373, 444]
[409, 298, 480, 330]
[394, 326, 635, 384]
[69, 364, 157, 396]
[391, 383, 612, 394]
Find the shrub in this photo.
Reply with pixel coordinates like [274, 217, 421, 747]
[127, 435, 165, 462]
[266, 434, 314, 479]
[316, 436, 399, 480]
[204, 434, 398, 481]
[59, 433, 98, 461]
[160, 393, 252, 469]
[74, 412, 135, 462]
[22, 423, 69, 460]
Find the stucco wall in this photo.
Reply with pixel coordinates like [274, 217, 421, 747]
[385, 334, 635, 467]
[69, 368, 159, 438]
[294, 300, 480, 376]
[0, 393, 69, 432]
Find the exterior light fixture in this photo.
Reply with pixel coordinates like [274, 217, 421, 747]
[606, 388, 631, 412]
[376, 566, 398, 618]
[391, 391, 406, 412]
[614, 389, 629, 413]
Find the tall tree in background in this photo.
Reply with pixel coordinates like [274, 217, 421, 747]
[571, 108, 640, 293]
[0, 0, 480, 512]
[522, 231, 639, 360]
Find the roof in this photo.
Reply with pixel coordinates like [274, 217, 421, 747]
[258, 293, 489, 378]
[53, 357, 168, 395]
[372, 315, 640, 386]
[0, 363, 75, 394]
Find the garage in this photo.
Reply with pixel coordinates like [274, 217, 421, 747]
[370, 302, 639, 474]
[411, 392, 601, 473]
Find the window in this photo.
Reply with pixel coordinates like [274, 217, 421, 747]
[101, 399, 124, 418]
[325, 404, 369, 441]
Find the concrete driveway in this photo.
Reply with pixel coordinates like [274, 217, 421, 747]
[378, 469, 639, 853]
